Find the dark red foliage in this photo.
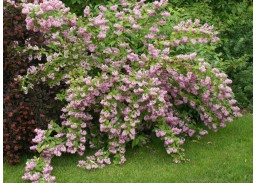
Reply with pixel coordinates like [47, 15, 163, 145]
[3, 2, 63, 165]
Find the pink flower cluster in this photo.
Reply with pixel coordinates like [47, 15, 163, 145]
[32, 129, 46, 144]
[22, 158, 55, 183]
[77, 149, 112, 170]
[22, 0, 69, 33]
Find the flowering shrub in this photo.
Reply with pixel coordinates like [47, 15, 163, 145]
[3, 0, 63, 165]
[16, 0, 241, 182]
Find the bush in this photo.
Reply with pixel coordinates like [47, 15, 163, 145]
[3, 1, 62, 165]
[18, 0, 241, 182]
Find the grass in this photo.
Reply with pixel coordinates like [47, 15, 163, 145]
[4, 114, 253, 183]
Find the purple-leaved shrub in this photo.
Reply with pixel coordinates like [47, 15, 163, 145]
[10, 0, 242, 182]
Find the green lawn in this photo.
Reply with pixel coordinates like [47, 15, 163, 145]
[4, 114, 253, 183]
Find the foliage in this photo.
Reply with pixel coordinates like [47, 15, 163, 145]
[61, 0, 106, 16]
[3, 0, 62, 165]
[17, 0, 242, 182]
[218, 1, 253, 110]
[229, 63, 253, 110]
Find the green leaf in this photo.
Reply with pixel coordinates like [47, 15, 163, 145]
[132, 135, 148, 149]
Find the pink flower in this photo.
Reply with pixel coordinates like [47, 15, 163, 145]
[199, 66, 206, 73]
[84, 6, 90, 17]
[78, 160, 86, 167]
[224, 79, 232, 84]
[160, 11, 170, 17]
[80, 137, 86, 143]
[229, 99, 237, 105]
[132, 24, 142, 30]
[145, 33, 156, 39]
[119, 156, 126, 164]
[188, 129, 195, 137]
[173, 26, 179, 32]
[163, 48, 170, 55]
[99, 6, 107, 12]
[199, 130, 208, 136]
[190, 39, 197, 44]
[149, 24, 160, 33]
[110, 5, 118, 11]
[190, 101, 195, 108]
[156, 130, 166, 137]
